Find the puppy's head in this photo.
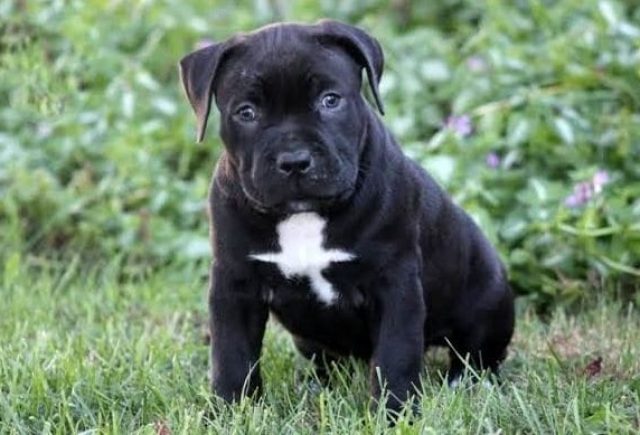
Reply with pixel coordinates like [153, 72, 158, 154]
[179, 20, 384, 214]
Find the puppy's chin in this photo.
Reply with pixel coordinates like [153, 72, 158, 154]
[284, 200, 319, 214]
[242, 193, 322, 215]
[244, 187, 356, 215]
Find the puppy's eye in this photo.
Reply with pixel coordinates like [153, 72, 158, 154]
[321, 93, 342, 109]
[235, 105, 257, 122]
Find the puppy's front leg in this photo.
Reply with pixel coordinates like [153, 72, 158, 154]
[369, 256, 425, 415]
[209, 263, 268, 402]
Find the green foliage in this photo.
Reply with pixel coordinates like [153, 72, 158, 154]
[1, 0, 639, 306]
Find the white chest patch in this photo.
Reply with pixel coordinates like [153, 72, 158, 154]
[249, 212, 355, 304]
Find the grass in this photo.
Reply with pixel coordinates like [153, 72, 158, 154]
[1, 260, 639, 434]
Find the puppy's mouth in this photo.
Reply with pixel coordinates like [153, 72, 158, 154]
[240, 186, 351, 215]
[281, 189, 354, 214]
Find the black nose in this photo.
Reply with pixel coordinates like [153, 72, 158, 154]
[276, 150, 313, 176]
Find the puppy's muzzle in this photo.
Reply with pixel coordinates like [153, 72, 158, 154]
[276, 149, 314, 177]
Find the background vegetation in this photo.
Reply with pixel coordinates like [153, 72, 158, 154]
[1, 0, 639, 433]
[1, 0, 639, 305]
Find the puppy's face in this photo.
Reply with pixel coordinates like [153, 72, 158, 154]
[180, 21, 385, 213]
[215, 34, 364, 213]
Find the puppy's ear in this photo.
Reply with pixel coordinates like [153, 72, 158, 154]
[179, 42, 230, 142]
[315, 20, 385, 115]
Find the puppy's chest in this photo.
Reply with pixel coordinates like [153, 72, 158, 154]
[249, 212, 356, 305]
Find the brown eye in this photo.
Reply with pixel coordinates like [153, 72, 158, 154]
[321, 93, 342, 109]
[236, 105, 257, 122]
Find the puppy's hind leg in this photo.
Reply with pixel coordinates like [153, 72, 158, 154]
[478, 283, 515, 379]
[447, 285, 514, 386]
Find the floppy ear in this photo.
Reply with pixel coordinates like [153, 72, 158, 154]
[315, 20, 385, 115]
[179, 42, 230, 142]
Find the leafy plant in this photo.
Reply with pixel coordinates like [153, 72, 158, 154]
[1, 0, 638, 307]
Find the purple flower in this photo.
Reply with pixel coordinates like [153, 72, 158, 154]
[564, 181, 593, 208]
[592, 170, 609, 193]
[466, 56, 487, 73]
[564, 193, 582, 208]
[445, 114, 473, 137]
[485, 152, 501, 169]
[564, 169, 610, 208]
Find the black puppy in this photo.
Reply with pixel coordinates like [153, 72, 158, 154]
[179, 20, 514, 414]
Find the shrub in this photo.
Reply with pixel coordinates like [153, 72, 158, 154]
[1, 0, 638, 307]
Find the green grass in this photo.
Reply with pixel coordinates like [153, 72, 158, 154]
[1, 260, 639, 434]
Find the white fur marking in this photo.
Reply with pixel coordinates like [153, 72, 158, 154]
[250, 212, 354, 304]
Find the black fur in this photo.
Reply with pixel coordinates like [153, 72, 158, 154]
[179, 20, 515, 415]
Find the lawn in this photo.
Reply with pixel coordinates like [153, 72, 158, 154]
[1, 263, 639, 433]
[1, 0, 640, 433]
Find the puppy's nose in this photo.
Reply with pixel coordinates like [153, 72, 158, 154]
[276, 150, 313, 176]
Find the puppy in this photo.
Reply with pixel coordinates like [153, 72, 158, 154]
[179, 20, 515, 414]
